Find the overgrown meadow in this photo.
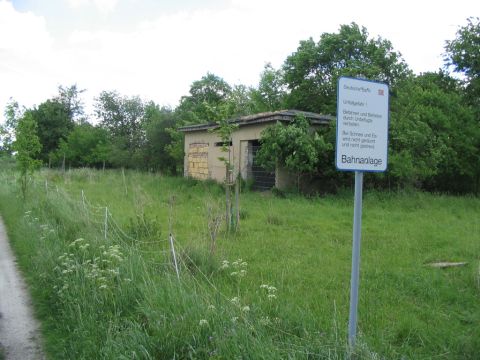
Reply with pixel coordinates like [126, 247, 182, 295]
[0, 166, 479, 359]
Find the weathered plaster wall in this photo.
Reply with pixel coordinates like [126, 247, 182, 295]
[184, 123, 272, 183]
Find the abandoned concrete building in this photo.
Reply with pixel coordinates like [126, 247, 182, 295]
[179, 110, 333, 190]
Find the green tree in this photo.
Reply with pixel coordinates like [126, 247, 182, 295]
[283, 23, 410, 114]
[165, 127, 185, 174]
[55, 84, 86, 122]
[55, 123, 110, 168]
[13, 112, 42, 198]
[143, 103, 180, 174]
[389, 72, 479, 192]
[23, 85, 85, 164]
[94, 91, 145, 168]
[28, 99, 74, 164]
[1, 99, 23, 155]
[256, 114, 331, 190]
[224, 84, 256, 117]
[250, 63, 287, 112]
[176, 73, 233, 123]
[445, 17, 480, 107]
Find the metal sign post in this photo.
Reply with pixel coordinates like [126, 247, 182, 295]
[348, 170, 363, 347]
[336, 77, 389, 350]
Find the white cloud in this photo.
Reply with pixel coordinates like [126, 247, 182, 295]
[67, 0, 89, 9]
[93, 0, 118, 13]
[67, 0, 119, 13]
[0, 1, 58, 115]
[0, 1, 53, 51]
[1, 0, 479, 123]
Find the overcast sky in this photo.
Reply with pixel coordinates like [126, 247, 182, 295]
[1, 0, 478, 121]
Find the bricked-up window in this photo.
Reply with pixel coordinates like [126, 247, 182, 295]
[214, 141, 232, 147]
[187, 143, 209, 180]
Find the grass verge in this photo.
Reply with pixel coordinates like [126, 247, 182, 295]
[0, 168, 478, 359]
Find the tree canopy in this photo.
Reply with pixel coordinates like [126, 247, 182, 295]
[176, 73, 233, 123]
[28, 99, 74, 163]
[389, 72, 479, 191]
[283, 23, 410, 114]
[445, 17, 480, 107]
[13, 111, 42, 198]
[256, 114, 332, 189]
[4, 19, 480, 194]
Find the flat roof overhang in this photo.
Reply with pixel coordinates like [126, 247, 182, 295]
[178, 110, 334, 133]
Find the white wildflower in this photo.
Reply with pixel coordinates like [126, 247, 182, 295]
[230, 297, 240, 306]
[199, 319, 209, 326]
[232, 258, 242, 266]
[231, 317, 239, 323]
[208, 304, 216, 311]
[242, 306, 250, 313]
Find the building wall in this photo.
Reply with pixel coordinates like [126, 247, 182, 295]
[184, 130, 226, 182]
[182, 118, 328, 190]
[183, 123, 272, 183]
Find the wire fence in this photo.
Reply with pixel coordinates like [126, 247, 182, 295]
[33, 177, 228, 295]
[35, 177, 179, 275]
[0, 172, 345, 357]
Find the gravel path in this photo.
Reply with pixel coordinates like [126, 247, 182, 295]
[0, 217, 45, 360]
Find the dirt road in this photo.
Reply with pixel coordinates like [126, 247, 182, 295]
[0, 218, 45, 359]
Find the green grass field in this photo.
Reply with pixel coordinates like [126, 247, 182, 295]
[0, 168, 479, 359]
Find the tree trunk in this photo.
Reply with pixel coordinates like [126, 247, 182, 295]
[225, 167, 230, 230]
[235, 178, 240, 230]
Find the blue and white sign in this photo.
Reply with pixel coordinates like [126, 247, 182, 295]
[336, 77, 389, 172]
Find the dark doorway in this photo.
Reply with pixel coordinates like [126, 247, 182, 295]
[250, 140, 275, 191]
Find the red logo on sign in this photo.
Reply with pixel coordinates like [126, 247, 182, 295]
[378, 89, 384, 96]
